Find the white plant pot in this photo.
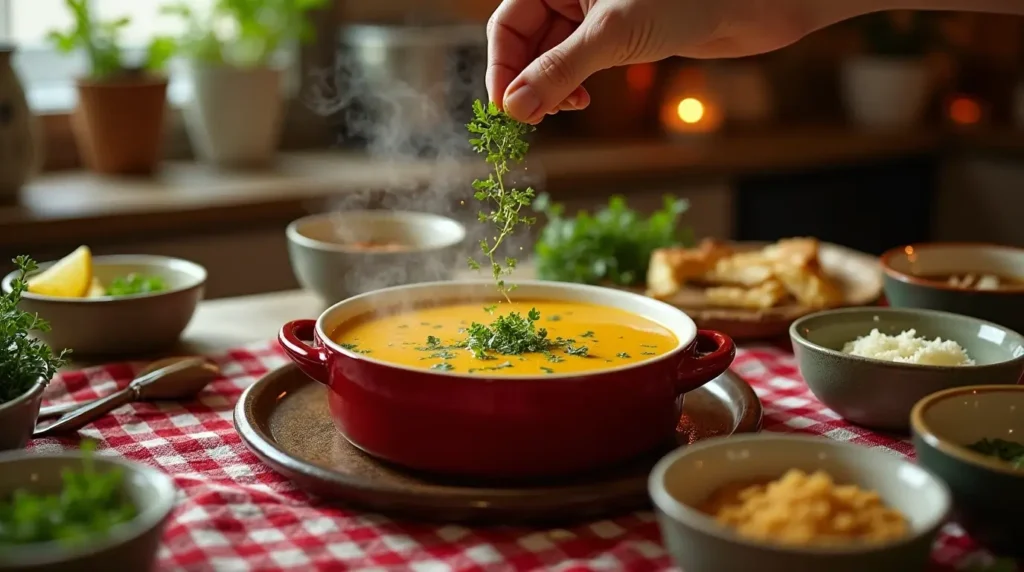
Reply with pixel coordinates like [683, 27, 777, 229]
[183, 65, 284, 168]
[841, 57, 930, 129]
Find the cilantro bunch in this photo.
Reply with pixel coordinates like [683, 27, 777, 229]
[533, 194, 693, 286]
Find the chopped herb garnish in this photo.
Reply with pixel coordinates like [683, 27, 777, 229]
[432, 325, 443, 329]
[547, 315, 561, 322]
[540, 367, 555, 374]
[463, 307, 551, 359]
[580, 331, 595, 338]
[340, 343, 358, 350]
[641, 344, 658, 348]
[483, 304, 497, 314]
[468, 361, 514, 374]
[421, 350, 457, 360]
[565, 344, 589, 357]
[431, 362, 455, 372]
[617, 352, 631, 359]
[465, 99, 536, 299]
[544, 352, 565, 363]
[0, 441, 135, 546]
[105, 273, 167, 297]
[967, 438, 1024, 469]
[641, 352, 655, 356]
[425, 336, 441, 347]
[355, 349, 372, 355]
[420, 322, 431, 326]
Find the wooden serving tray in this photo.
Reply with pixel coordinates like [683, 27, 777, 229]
[234, 363, 762, 525]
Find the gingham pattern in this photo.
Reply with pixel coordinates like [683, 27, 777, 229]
[28, 342, 996, 572]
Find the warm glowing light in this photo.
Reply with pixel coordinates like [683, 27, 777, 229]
[949, 97, 981, 125]
[676, 98, 705, 124]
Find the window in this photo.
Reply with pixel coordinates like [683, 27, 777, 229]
[1, 0, 214, 113]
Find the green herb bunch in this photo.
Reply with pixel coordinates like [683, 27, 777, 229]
[466, 100, 537, 299]
[163, 0, 329, 68]
[968, 438, 1024, 469]
[48, 0, 176, 80]
[533, 193, 693, 287]
[0, 441, 136, 546]
[0, 257, 69, 405]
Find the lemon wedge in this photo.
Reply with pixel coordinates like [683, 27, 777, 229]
[86, 276, 106, 298]
[27, 245, 93, 298]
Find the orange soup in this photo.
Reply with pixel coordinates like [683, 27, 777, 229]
[330, 300, 679, 375]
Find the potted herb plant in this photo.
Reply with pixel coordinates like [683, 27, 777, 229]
[0, 256, 69, 451]
[164, 0, 328, 168]
[842, 11, 940, 129]
[48, 0, 175, 175]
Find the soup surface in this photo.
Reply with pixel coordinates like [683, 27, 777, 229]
[331, 299, 679, 375]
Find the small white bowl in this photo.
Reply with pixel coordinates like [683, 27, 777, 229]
[1, 255, 206, 357]
[287, 210, 467, 304]
[648, 434, 951, 572]
[0, 451, 176, 572]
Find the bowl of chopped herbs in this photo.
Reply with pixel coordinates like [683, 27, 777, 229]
[1, 249, 206, 357]
[911, 384, 1024, 556]
[0, 442, 176, 571]
[0, 256, 69, 451]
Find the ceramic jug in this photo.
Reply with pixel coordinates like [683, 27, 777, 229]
[0, 46, 36, 201]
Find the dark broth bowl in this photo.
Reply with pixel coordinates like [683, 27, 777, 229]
[881, 242, 1024, 334]
[278, 280, 736, 480]
[911, 385, 1024, 556]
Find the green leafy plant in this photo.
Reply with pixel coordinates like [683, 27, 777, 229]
[162, 0, 329, 68]
[533, 194, 693, 287]
[967, 438, 1024, 470]
[105, 274, 167, 297]
[466, 100, 537, 299]
[0, 257, 70, 405]
[0, 441, 136, 546]
[856, 11, 942, 58]
[47, 0, 176, 80]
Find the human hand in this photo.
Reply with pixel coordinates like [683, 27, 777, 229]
[486, 0, 829, 124]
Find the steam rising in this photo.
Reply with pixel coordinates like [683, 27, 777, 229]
[301, 29, 543, 303]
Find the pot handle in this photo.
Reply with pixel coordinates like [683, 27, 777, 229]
[676, 330, 736, 394]
[279, 320, 330, 385]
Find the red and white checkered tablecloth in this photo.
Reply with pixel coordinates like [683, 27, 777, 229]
[28, 341, 999, 572]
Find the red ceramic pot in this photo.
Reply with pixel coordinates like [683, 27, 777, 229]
[279, 280, 735, 479]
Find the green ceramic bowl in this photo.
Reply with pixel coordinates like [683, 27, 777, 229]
[790, 307, 1024, 432]
[911, 385, 1024, 556]
[881, 243, 1024, 335]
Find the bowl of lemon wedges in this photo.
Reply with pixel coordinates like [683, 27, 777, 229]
[1, 247, 207, 357]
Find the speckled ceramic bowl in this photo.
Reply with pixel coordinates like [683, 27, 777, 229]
[0, 451, 177, 572]
[649, 434, 951, 572]
[911, 385, 1024, 556]
[790, 307, 1024, 432]
[1, 255, 206, 357]
[881, 243, 1024, 334]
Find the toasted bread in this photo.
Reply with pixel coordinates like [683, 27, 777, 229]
[705, 279, 788, 310]
[647, 239, 733, 298]
[774, 262, 844, 309]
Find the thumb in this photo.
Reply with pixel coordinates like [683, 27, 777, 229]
[503, 15, 617, 123]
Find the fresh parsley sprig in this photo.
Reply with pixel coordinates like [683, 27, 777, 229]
[466, 100, 537, 300]
[534, 193, 693, 286]
[0, 256, 70, 404]
[459, 308, 586, 360]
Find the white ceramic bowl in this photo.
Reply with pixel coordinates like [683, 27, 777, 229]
[1, 255, 206, 357]
[286, 210, 467, 304]
[0, 451, 177, 572]
[649, 434, 951, 572]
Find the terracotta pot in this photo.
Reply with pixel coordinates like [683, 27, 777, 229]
[279, 280, 735, 479]
[72, 76, 168, 175]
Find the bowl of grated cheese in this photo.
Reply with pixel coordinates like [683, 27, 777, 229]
[790, 307, 1024, 431]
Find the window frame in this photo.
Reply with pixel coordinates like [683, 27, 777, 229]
[2, 0, 337, 171]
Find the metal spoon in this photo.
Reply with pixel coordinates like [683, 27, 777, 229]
[33, 356, 221, 437]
